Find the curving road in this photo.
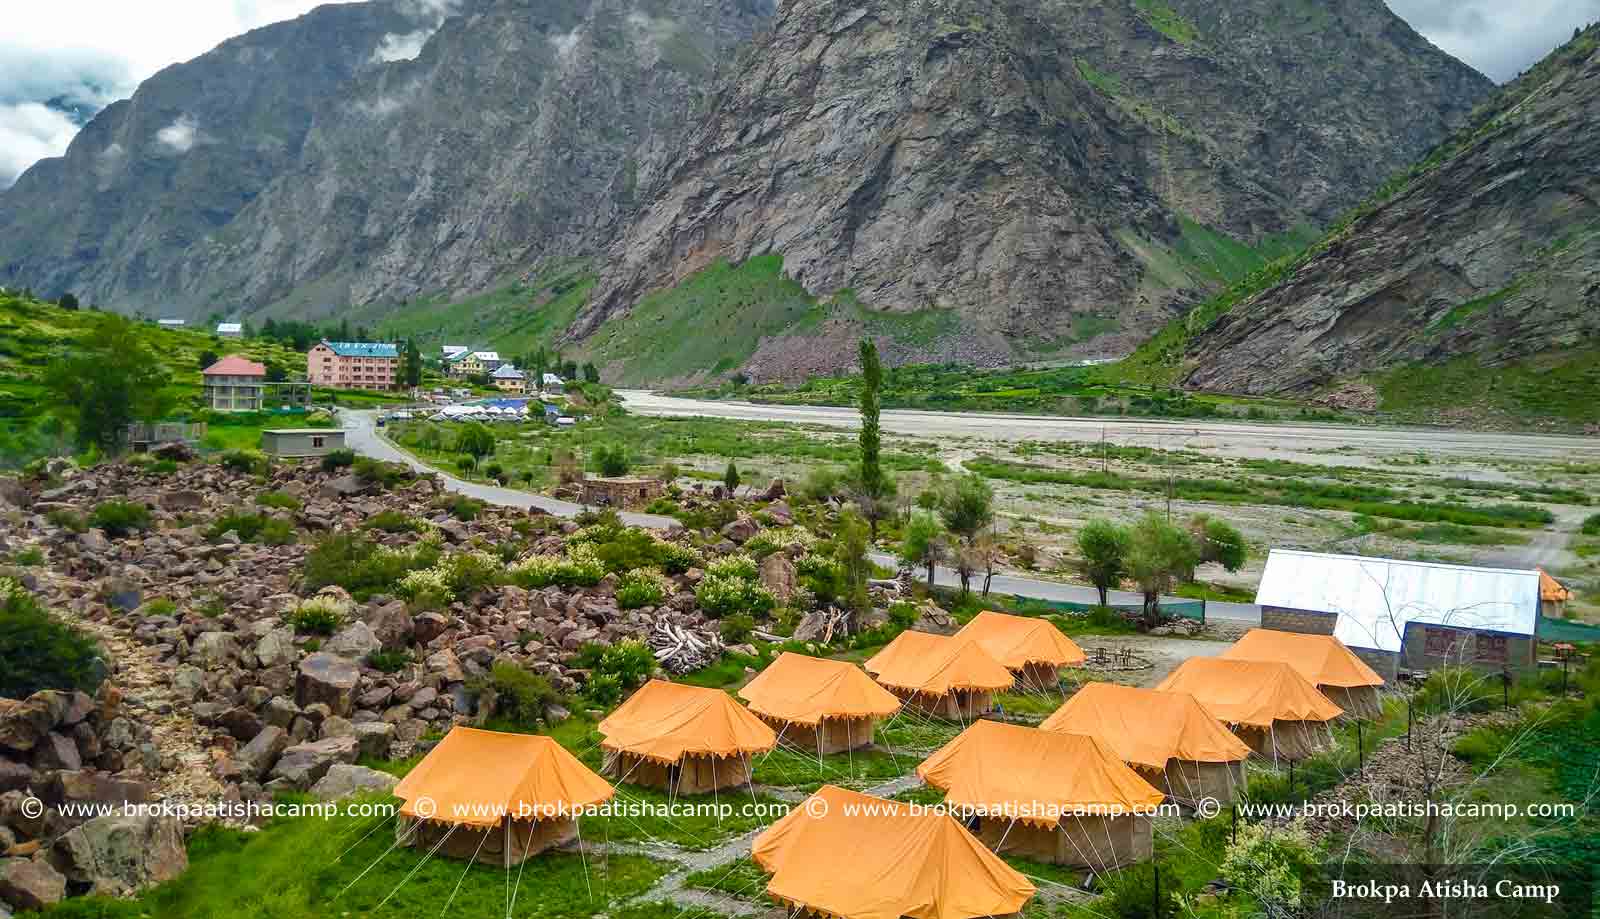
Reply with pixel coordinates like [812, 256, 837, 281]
[618, 390, 1600, 462]
[340, 410, 682, 529]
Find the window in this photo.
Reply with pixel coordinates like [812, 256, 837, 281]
[1423, 626, 1466, 659]
[1476, 634, 1508, 664]
[312, 436, 325, 448]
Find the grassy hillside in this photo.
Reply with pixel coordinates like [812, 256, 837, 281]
[349, 260, 596, 358]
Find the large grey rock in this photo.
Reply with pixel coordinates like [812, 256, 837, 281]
[49, 814, 187, 896]
[255, 628, 298, 669]
[0, 857, 66, 911]
[237, 726, 291, 780]
[190, 632, 238, 668]
[363, 600, 413, 649]
[309, 764, 398, 800]
[351, 721, 395, 761]
[0, 697, 55, 754]
[324, 621, 381, 660]
[296, 653, 360, 716]
[268, 735, 359, 790]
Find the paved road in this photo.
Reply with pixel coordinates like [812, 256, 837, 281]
[618, 390, 1600, 462]
[340, 410, 682, 530]
[868, 552, 1261, 625]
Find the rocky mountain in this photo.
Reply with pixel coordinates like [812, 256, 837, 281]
[0, 0, 775, 318]
[1180, 25, 1600, 403]
[578, 0, 1492, 364]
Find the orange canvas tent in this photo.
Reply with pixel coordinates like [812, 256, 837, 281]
[917, 720, 1163, 868]
[392, 727, 614, 865]
[738, 653, 902, 753]
[864, 631, 1014, 719]
[1156, 658, 1342, 761]
[955, 611, 1087, 689]
[752, 784, 1036, 919]
[1539, 568, 1573, 618]
[1220, 629, 1386, 719]
[598, 679, 776, 793]
[1040, 682, 1251, 805]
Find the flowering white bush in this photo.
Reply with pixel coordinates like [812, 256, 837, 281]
[397, 566, 452, 606]
[695, 572, 776, 617]
[706, 554, 759, 582]
[285, 595, 352, 635]
[510, 554, 564, 588]
[742, 527, 815, 559]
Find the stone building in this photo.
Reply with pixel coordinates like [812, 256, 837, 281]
[578, 477, 664, 508]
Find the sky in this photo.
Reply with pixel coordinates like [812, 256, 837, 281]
[1, 0, 1597, 188]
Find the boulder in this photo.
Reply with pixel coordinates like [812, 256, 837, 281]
[0, 758, 30, 794]
[424, 650, 463, 682]
[268, 736, 359, 790]
[321, 475, 369, 498]
[236, 726, 291, 780]
[759, 553, 798, 602]
[41, 771, 151, 812]
[296, 653, 361, 716]
[150, 441, 195, 462]
[363, 600, 413, 649]
[189, 632, 238, 668]
[0, 857, 66, 911]
[720, 515, 761, 543]
[309, 764, 398, 801]
[324, 621, 381, 660]
[157, 490, 205, 512]
[31, 733, 81, 772]
[0, 697, 55, 754]
[759, 478, 786, 501]
[412, 611, 450, 644]
[49, 814, 187, 896]
[352, 722, 395, 761]
[910, 602, 958, 635]
[254, 629, 298, 669]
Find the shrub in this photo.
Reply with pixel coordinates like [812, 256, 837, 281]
[45, 509, 87, 533]
[221, 449, 268, 475]
[439, 495, 484, 521]
[206, 511, 296, 546]
[486, 662, 562, 726]
[321, 448, 356, 471]
[256, 491, 302, 511]
[258, 517, 297, 546]
[1098, 862, 1171, 919]
[696, 573, 776, 618]
[887, 601, 919, 630]
[617, 568, 672, 610]
[0, 581, 104, 698]
[89, 500, 152, 538]
[592, 443, 630, 477]
[743, 527, 815, 560]
[363, 510, 428, 533]
[599, 640, 656, 689]
[719, 613, 756, 644]
[483, 462, 507, 484]
[366, 649, 413, 673]
[284, 595, 349, 635]
[302, 532, 443, 599]
[510, 546, 605, 589]
[583, 672, 624, 707]
[799, 466, 845, 502]
[353, 457, 412, 488]
[654, 540, 702, 575]
[10, 546, 45, 566]
[140, 598, 178, 617]
[457, 456, 477, 473]
[397, 566, 452, 608]
[706, 554, 759, 582]
[1219, 822, 1322, 914]
[1583, 513, 1600, 536]
[590, 528, 660, 572]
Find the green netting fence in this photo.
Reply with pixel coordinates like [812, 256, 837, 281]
[1537, 616, 1600, 643]
[1006, 595, 1206, 623]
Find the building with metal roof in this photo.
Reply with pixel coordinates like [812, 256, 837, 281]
[319, 340, 399, 358]
[1254, 549, 1540, 678]
[216, 322, 243, 337]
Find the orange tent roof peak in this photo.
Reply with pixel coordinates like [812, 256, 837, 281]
[1155, 658, 1342, 728]
[1040, 682, 1251, 769]
[864, 631, 1014, 696]
[1539, 568, 1574, 603]
[955, 610, 1087, 670]
[917, 720, 1164, 825]
[1220, 629, 1385, 689]
[752, 785, 1036, 919]
[738, 653, 902, 726]
[598, 679, 776, 763]
[392, 727, 613, 827]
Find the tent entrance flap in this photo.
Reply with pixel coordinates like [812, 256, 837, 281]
[400, 815, 576, 866]
[1321, 684, 1383, 721]
[759, 715, 879, 754]
[977, 815, 1152, 870]
[1234, 720, 1332, 761]
[604, 750, 753, 794]
[1156, 759, 1246, 808]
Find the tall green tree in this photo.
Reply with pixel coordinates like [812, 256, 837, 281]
[1075, 519, 1130, 607]
[581, 362, 600, 384]
[455, 423, 497, 460]
[723, 460, 742, 495]
[855, 338, 893, 537]
[532, 347, 549, 389]
[401, 338, 423, 388]
[1188, 514, 1247, 580]
[835, 508, 872, 614]
[898, 510, 946, 587]
[938, 473, 994, 595]
[1126, 513, 1198, 623]
[43, 315, 173, 453]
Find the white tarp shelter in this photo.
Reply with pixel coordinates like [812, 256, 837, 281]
[1255, 549, 1539, 654]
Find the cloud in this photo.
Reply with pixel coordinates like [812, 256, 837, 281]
[156, 115, 199, 153]
[1385, 0, 1600, 82]
[371, 0, 461, 65]
[0, 102, 81, 186]
[549, 29, 582, 59]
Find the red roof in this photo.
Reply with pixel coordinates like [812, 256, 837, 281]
[203, 355, 267, 376]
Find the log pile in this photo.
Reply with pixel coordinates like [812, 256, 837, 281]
[650, 619, 724, 673]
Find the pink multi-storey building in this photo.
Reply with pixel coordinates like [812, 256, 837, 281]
[306, 340, 401, 390]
